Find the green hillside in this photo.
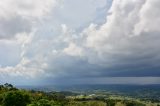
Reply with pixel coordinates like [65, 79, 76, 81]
[0, 83, 159, 106]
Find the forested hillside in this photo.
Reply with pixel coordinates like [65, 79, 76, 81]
[0, 83, 160, 106]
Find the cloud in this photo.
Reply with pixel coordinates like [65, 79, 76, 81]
[0, 0, 58, 39]
[82, 0, 160, 71]
[0, 40, 21, 66]
[52, 0, 108, 29]
[134, 0, 160, 35]
[0, 0, 58, 19]
[63, 43, 83, 57]
[0, 0, 59, 83]
[0, 0, 160, 85]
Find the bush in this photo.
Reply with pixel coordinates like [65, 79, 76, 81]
[3, 91, 31, 106]
[125, 101, 145, 106]
[106, 99, 116, 106]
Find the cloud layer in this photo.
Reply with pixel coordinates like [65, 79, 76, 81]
[0, 0, 160, 85]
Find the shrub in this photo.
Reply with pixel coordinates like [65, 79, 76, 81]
[3, 91, 31, 106]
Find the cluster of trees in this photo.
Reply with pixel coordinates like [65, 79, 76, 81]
[0, 83, 159, 106]
[0, 83, 67, 106]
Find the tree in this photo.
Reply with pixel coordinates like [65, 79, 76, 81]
[37, 99, 51, 106]
[3, 91, 31, 106]
[3, 83, 17, 91]
[4, 83, 13, 89]
[106, 99, 116, 106]
[0, 85, 4, 90]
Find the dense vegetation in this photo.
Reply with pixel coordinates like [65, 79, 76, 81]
[0, 83, 159, 106]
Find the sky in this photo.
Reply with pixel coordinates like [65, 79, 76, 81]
[0, 0, 160, 85]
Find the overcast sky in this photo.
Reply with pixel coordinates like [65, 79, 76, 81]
[0, 0, 160, 85]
